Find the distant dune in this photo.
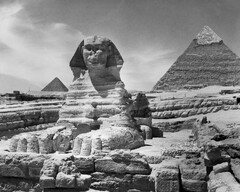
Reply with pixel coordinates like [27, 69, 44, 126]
[0, 73, 41, 94]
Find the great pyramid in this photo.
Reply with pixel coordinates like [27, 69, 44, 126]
[152, 26, 240, 91]
[41, 77, 68, 92]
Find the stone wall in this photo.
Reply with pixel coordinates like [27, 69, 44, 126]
[150, 97, 237, 119]
[0, 101, 62, 131]
[192, 118, 240, 191]
[3, 141, 237, 192]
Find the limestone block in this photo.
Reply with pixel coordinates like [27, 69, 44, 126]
[181, 179, 207, 192]
[0, 177, 42, 192]
[41, 159, 59, 178]
[0, 154, 28, 178]
[155, 180, 179, 192]
[28, 155, 47, 178]
[213, 162, 229, 174]
[132, 174, 155, 191]
[90, 172, 132, 191]
[156, 168, 179, 180]
[231, 158, 240, 181]
[76, 174, 92, 190]
[40, 175, 55, 189]
[95, 150, 151, 174]
[208, 171, 240, 192]
[180, 158, 206, 181]
[55, 172, 75, 188]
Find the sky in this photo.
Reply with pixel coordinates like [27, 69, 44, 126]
[0, 0, 240, 92]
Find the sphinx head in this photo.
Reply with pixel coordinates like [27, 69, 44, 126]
[70, 36, 124, 81]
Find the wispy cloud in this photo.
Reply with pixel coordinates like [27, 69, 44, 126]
[121, 48, 175, 91]
[0, 1, 84, 89]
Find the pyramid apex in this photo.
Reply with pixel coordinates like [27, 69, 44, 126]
[196, 25, 222, 45]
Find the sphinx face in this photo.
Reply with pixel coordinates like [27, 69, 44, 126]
[82, 43, 108, 69]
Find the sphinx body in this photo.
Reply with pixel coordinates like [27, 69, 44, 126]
[58, 36, 144, 155]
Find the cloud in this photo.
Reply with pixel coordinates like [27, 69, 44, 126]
[0, 1, 85, 89]
[121, 48, 176, 91]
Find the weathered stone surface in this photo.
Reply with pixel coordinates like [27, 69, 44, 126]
[132, 174, 155, 191]
[9, 135, 20, 152]
[55, 172, 75, 188]
[76, 174, 92, 190]
[231, 158, 240, 182]
[95, 150, 151, 174]
[73, 127, 144, 155]
[196, 25, 222, 45]
[179, 158, 206, 181]
[73, 156, 94, 173]
[40, 175, 55, 188]
[52, 129, 72, 153]
[40, 158, 59, 178]
[27, 134, 39, 153]
[16, 134, 27, 152]
[0, 177, 41, 192]
[208, 171, 240, 192]
[181, 179, 207, 192]
[28, 155, 46, 178]
[152, 160, 180, 192]
[0, 152, 47, 179]
[213, 162, 229, 174]
[91, 172, 132, 192]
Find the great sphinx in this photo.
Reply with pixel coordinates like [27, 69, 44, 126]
[58, 36, 144, 155]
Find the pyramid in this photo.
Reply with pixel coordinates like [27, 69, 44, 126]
[41, 77, 68, 92]
[152, 25, 240, 91]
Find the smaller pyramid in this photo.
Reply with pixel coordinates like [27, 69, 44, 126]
[42, 77, 68, 92]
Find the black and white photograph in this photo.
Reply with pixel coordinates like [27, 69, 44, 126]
[0, 0, 240, 191]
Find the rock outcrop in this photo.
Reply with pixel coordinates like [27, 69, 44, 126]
[153, 25, 240, 91]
